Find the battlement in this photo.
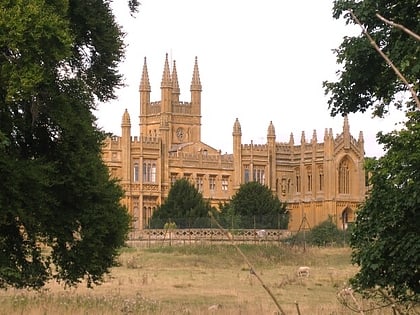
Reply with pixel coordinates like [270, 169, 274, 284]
[172, 102, 192, 114]
[147, 102, 161, 114]
[241, 143, 268, 151]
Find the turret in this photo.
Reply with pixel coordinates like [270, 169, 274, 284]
[161, 53, 172, 113]
[233, 118, 242, 188]
[358, 131, 364, 153]
[171, 60, 180, 104]
[267, 121, 276, 140]
[267, 121, 276, 190]
[139, 57, 151, 117]
[121, 109, 131, 182]
[190, 56, 202, 116]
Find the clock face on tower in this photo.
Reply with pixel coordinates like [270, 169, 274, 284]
[176, 127, 184, 140]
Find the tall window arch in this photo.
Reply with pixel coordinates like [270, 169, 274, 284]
[295, 168, 301, 193]
[318, 166, 324, 191]
[244, 165, 250, 183]
[306, 167, 312, 192]
[133, 162, 139, 182]
[143, 160, 157, 183]
[253, 166, 265, 185]
[339, 159, 350, 194]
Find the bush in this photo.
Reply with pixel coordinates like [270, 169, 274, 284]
[287, 217, 350, 246]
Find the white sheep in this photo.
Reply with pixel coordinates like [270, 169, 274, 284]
[297, 266, 310, 277]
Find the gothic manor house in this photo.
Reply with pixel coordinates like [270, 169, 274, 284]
[102, 55, 366, 231]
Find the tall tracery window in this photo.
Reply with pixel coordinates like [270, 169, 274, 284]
[170, 173, 178, 186]
[143, 160, 157, 183]
[318, 167, 324, 191]
[133, 161, 139, 182]
[222, 176, 229, 191]
[196, 175, 204, 192]
[253, 166, 265, 185]
[296, 168, 301, 193]
[307, 168, 312, 192]
[209, 175, 216, 191]
[339, 159, 350, 194]
[244, 165, 250, 183]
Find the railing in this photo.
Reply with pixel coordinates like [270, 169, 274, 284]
[127, 228, 292, 247]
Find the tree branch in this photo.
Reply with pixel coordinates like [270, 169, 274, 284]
[209, 211, 287, 315]
[376, 13, 420, 42]
[349, 10, 420, 110]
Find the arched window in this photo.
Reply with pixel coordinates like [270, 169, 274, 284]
[339, 159, 350, 194]
[296, 168, 301, 193]
[133, 162, 139, 182]
[151, 163, 156, 182]
[253, 166, 265, 185]
[307, 167, 312, 192]
[143, 160, 157, 183]
[318, 167, 324, 191]
[244, 165, 250, 183]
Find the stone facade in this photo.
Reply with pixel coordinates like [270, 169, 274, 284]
[102, 55, 366, 231]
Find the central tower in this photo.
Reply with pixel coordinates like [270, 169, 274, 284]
[139, 54, 202, 148]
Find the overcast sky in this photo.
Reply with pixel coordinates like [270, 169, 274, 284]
[95, 0, 405, 158]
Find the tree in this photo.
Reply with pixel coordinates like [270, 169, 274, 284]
[0, 1, 138, 289]
[323, 0, 419, 117]
[150, 179, 212, 228]
[226, 182, 288, 229]
[350, 111, 420, 303]
[325, 0, 419, 304]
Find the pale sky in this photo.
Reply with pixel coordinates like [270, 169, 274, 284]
[96, 0, 406, 158]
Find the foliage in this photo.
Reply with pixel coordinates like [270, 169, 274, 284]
[0, 1, 136, 289]
[290, 217, 350, 247]
[323, 0, 419, 117]
[149, 179, 212, 228]
[220, 182, 289, 229]
[325, 0, 420, 305]
[350, 111, 420, 303]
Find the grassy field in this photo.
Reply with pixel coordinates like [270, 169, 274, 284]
[0, 244, 399, 314]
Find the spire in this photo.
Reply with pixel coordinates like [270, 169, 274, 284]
[301, 131, 306, 144]
[343, 115, 350, 149]
[312, 129, 317, 143]
[121, 109, 131, 126]
[267, 121, 275, 137]
[172, 60, 180, 97]
[289, 132, 294, 145]
[343, 115, 350, 134]
[161, 53, 172, 88]
[139, 57, 151, 92]
[190, 56, 202, 91]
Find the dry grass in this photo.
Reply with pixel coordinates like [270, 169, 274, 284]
[0, 244, 401, 314]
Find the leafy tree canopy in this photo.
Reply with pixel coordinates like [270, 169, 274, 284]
[150, 179, 212, 228]
[326, 0, 419, 305]
[0, 1, 136, 289]
[350, 111, 420, 303]
[226, 182, 288, 229]
[324, 0, 419, 117]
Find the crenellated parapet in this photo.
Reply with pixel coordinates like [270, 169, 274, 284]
[172, 102, 193, 114]
[147, 101, 162, 114]
[241, 143, 269, 151]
